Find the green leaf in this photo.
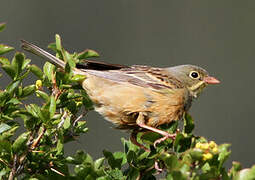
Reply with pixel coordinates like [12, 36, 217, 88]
[43, 61, 55, 82]
[47, 42, 57, 52]
[12, 52, 25, 79]
[12, 132, 29, 154]
[0, 23, 6, 32]
[0, 139, 12, 151]
[105, 169, 125, 180]
[183, 113, 194, 134]
[77, 49, 100, 59]
[218, 144, 231, 169]
[140, 131, 161, 145]
[21, 85, 36, 97]
[0, 123, 19, 141]
[126, 150, 137, 164]
[30, 64, 44, 79]
[0, 44, 14, 55]
[166, 171, 187, 180]
[63, 50, 75, 69]
[49, 95, 56, 119]
[71, 74, 86, 82]
[94, 157, 105, 170]
[63, 115, 71, 129]
[189, 149, 203, 160]
[0, 123, 11, 134]
[26, 104, 41, 118]
[173, 133, 185, 152]
[164, 154, 179, 171]
[74, 121, 88, 133]
[0, 91, 10, 106]
[7, 98, 21, 105]
[0, 57, 10, 65]
[235, 166, 255, 180]
[201, 162, 211, 172]
[22, 59, 31, 70]
[35, 90, 50, 102]
[55, 34, 62, 52]
[230, 161, 242, 179]
[6, 80, 21, 93]
[126, 167, 139, 180]
[56, 138, 64, 155]
[2, 64, 16, 79]
[103, 150, 126, 169]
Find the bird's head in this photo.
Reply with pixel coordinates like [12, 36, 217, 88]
[166, 65, 220, 98]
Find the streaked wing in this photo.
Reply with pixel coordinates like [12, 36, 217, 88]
[76, 60, 129, 70]
[81, 65, 183, 91]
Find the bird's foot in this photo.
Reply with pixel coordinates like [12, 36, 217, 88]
[154, 161, 163, 173]
[153, 133, 176, 148]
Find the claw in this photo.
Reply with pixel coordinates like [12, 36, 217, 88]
[155, 161, 163, 173]
[153, 133, 176, 148]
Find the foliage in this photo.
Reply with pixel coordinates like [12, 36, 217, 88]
[0, 23, 255, 180]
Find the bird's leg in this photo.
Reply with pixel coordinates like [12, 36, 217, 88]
[136, 113, 176, 148]
[154, 161, 163, 172]
[130, 130, 150, 152]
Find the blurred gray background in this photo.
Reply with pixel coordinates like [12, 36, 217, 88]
[1, 0, 255, 168]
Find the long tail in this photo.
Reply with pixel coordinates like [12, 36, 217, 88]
[21, 40, 66, 69]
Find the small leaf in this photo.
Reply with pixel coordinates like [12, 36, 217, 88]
[55, 34, 62, 52]
[0, 124, 19, 141]
[189, 149, 203, 160]
[48, 42, 57, 52]
[2, 64, 16, 79]
[0, 57, 10, 65]
[30, 64, 44, 79]
[235, 166, 255, 180]
[63, 115, 71, 129]
[43, 62, 55, 82]
[218, 144, 231, 169]
[0, 44, 14, 55]
[0, 123, 11, 134]
[7, 98, 21, 105]
[94, 157, 105, 170]
[103, 150, 125, 169]
[105, 169, 125, 179]
[56, 138, 64, 155]
[230, 161, 242, 179]
[22, 59, 31, 70]
[21, 85, 36, 97]
[12, 132, 29, 153]
[12, 52, 25, 79]
[164, 155, 179, 170]
[0, 23, 6, 32]
[126, 167, 139, 180]
[0, 91, 10, 106]
[35, 90, 49, 102]
[26, 104, 40, 118]
[6, 80, 21, 93]
[166, 171, 187, 180]
[77, 49, 100, 59]
[183, 113, 194, 134]
[71, 74, 86, 82]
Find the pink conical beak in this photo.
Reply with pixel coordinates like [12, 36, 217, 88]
[203, 76, 220, 84]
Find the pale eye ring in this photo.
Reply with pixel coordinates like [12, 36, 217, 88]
[189, 71, 200, 79]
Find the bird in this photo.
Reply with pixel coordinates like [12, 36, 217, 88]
[21, 40, 220, 149]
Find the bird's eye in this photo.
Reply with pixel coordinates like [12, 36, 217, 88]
[189, 71, 199, 79]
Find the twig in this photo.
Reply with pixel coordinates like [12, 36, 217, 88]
[31, 126, 46, 150]
[8, 154, 17, 180]
[72, 109, 87, 126]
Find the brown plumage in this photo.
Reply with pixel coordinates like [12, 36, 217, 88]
[21, 40, 220, 149]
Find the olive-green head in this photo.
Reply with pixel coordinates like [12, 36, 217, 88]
[166, 65, 220, 98]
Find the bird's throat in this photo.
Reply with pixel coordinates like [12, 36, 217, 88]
[188, 81, 206, 98]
